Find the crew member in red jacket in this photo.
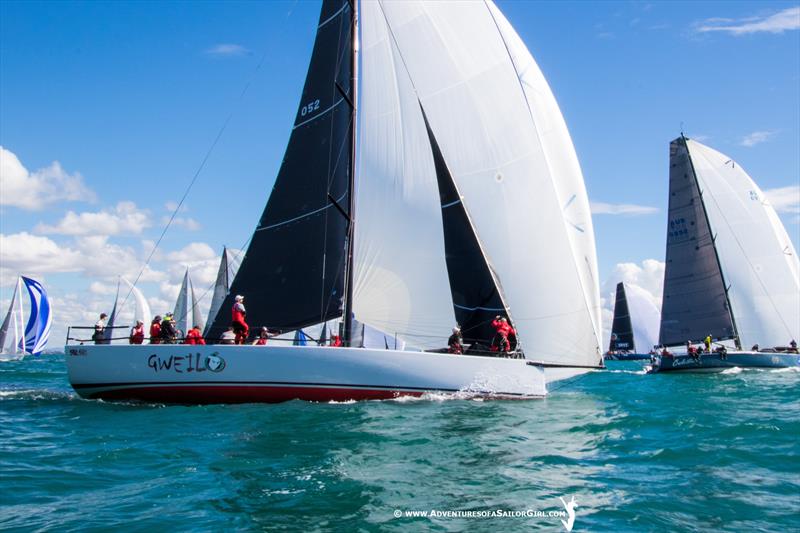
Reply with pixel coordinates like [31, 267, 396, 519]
[149, 316, 162, 345]
[231, 295, 249, 344]
[129, 320, 145, 344]
[184, 325, 206, 345]
[491, 316, 515, 353]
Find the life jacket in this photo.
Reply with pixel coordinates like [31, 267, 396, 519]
[231, 302, 247, 325]
[330, 335, 342, 347]
[129, 325, 145, 344]
[150, 322, 161, 338]
[184, 328, 206, 345]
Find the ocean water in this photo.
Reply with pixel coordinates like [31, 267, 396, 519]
[1, 355, 798, 532]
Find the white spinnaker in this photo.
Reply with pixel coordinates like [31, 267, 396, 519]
[624, 283, 660, 353]
[0, 277, 25, 359]
[123, 277, 152, 343]
[377, 0, 601, 366]
[353, 0, 455, 350]
[687, 139, 800, 347]
[486, 0, 602, 352]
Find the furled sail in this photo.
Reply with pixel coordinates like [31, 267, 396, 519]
[684, 139, 800, 348]
[207, 0, 354, 340]
[376, 1, 602, 366]
[173, 268, 203, 339]
[204, 247, 242, 337]
[21, 276, 52, 355]
[660, 137, 738, 347]
[0, 277, 25, 359]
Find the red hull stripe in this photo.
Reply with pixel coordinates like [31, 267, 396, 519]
[87, 384, 426, 403]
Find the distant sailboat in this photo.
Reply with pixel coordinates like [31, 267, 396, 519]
[651, 136, 800, 372]
[173, 267, 203, 340]
[204, 247, 241, 338]
[606, 282, 659, 361]
[1, 276, 52, 360]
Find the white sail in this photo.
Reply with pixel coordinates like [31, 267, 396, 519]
[686, 139, 800, 347]
[103, 279, 121, 344]
[375, 0, 602, 367]
[0, 277, 25, 360]
[122, 277, 152, 343]
[625, 283, 660, 353]
[173, 267, 203, 340]
[354, 0, 456, 350]
[204, 247, 242, 337]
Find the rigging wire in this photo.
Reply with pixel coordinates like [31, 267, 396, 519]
[119, 5, 297, 312]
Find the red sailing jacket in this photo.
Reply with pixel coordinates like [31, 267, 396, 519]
[184, 328, 206, 345]
[231, 302, 247, 326]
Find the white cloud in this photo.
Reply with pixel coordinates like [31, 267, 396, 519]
[162, 216, 201, 231]
[590, 202, 659, 216]
[764, 185, 800, 214]
[0, 232, 84, 275]
[695, 7, 800, 35]
[0, 146, 96, 210]
[205, 43, 250, 56]
[739, 130, 776, 147]
[35, 201, 151, 236]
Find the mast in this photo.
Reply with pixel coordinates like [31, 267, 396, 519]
[342, 0, 358, 346]
[682, 134, 742, 349]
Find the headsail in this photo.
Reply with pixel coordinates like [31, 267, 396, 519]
[207, 0, 354, 340]
[21, 276, 52, 355]
[684, 139, 800, 347]
[376, 1, 602, 366]
[0, 277, 25, 359]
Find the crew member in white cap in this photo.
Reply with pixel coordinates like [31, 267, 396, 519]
[231, 295, 249, 344]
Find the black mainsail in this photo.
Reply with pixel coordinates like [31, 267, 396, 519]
[658, 136, 737, 347]
[609, 282, 635, 352]
[207, 0, 354, 339]
[421, 106, 511, 346]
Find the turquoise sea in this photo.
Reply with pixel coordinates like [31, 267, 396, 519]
[1, 354, 798, 532]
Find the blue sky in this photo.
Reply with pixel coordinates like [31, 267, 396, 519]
[1, 0, 798, 345]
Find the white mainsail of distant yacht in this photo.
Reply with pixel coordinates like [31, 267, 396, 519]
[66, 0, 603, 403]
[1, 276, 52, 360]
[204, 247, 241, 338]
[652, 136, 800, 372]
[173, 267, 203, 339]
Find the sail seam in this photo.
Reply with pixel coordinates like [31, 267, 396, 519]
[319, 4, 348, 29]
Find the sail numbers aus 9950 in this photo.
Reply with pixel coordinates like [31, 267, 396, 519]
[300, 99, 320, 116]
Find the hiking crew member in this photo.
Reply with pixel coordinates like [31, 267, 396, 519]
[149, 316, 162, 344]
[129, 320, 145, 345]
[491, 316, 515, 353]
[448, 326, 463, 355]
[231, 295, 249, 344]
[184, 325, 206, 345]
[704, 335, 712, 353]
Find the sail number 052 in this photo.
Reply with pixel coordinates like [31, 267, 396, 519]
[300, 99, 320, 117]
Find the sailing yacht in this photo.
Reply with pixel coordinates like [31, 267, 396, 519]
[606, 282, 659, 361]
[650, 136, 800, 372]
[1, 276, 52, 360]
[65, 0, 603, 403]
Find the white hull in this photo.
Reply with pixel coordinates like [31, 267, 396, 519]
[65, 344, 548, 403]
